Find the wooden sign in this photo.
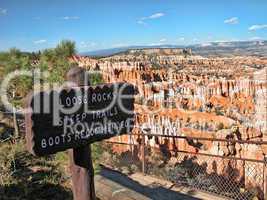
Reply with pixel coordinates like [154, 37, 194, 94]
[26, 82, 135, 156]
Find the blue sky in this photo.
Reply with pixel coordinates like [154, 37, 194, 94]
[0, 0, 267, 52]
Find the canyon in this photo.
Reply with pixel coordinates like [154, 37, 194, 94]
[72, 48, 267, 196]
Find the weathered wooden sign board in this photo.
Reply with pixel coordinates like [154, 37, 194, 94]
[26, 82, 135, 156]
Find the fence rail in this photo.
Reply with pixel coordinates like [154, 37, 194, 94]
[101, 133, 267, 200]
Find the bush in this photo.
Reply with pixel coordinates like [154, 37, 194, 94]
[166, 164, 189, 184]
[0, 138, 72, 199]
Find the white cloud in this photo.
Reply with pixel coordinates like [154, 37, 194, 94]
[138, 12, 165, 25]
[34, 39, 47, 44]
[249, 36, 262, 41]
[137, 20, 147, 25]
[61, 16, 80, 20]
[0, 8, 7, 15]
[224, 17, 239, 24]
[149, 43, 161, 46]
[178, 37, 185, 41]
[249, 24, 267, 31]
[80, 41, 97, 49]
[149, 38, 168, 46]
[200, 43, 212, 47]
[145, 12, 165, 20]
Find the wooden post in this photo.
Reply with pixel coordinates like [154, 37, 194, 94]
[67, 67, 96, 200]
[69, 146, 96, 200]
